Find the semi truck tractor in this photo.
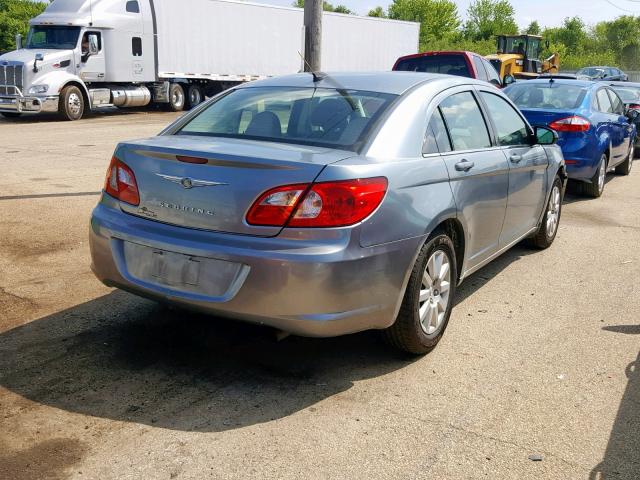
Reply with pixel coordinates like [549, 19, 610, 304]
[0, 0, 419, 120]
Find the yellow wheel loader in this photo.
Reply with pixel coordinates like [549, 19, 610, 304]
[486, 35, 560, 83]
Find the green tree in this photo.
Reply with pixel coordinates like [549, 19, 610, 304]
[388, 0, 460, 50]
[367, 6, 387, 17]
[464, 0, 518, 41]
[333, 4, 353, 14]
[524, 20, 540, 35]
[0, 0, 48, 53]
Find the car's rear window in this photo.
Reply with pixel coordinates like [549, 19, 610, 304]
[505, 84, 587, 110]
[394, 55, 471, 77]
[177, 87, 397, 151]
[611, 86, 640, 103]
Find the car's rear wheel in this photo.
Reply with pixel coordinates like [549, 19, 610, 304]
[580, 154, 607, 198]
[528, 176, 563, 249]
[615, 143, 634, 175]
[383, 232, 457, 355]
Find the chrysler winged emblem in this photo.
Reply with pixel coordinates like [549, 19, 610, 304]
[156, 173, 228, 189]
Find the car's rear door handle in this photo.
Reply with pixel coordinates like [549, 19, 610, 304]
[454, 159, 475, 172]
[510, 154, 523, 163]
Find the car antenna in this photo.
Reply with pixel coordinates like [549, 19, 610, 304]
[298, 51, 327, 82]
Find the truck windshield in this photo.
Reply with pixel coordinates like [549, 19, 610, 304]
[394, 55, 471, 77]
[177, 87, 397, 151]
[26, 26, 81, 50]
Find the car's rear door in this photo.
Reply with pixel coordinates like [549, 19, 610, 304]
[595, 87, 625, 162]
[477, 87, 548, 245]
[434, 88, 509, 271]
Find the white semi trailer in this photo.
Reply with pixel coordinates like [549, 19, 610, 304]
[0, 0, 419, 120]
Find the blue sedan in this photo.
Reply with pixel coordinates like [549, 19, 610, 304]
[505, 79, 636, 197]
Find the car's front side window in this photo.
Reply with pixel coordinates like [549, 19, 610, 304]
[438, 91, 492, 151]
[480, 92, 530, 146]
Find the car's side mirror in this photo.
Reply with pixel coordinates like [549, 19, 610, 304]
[534, 126, 558, 145]
[503, 75, 515, 86]
[626, 107, 640, 121]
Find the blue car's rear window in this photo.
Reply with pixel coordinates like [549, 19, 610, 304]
[177, 87, 397, 151]
[506, 84, 587, 110]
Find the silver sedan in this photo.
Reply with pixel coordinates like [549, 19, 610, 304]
[90, 72, 566, 354]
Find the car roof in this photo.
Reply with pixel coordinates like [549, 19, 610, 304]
[509, 78, 595, 88]
[236, 71, 485, 96]
[608, 81, 640, 87]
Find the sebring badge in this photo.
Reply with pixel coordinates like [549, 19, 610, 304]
[155, 173, 228, 189]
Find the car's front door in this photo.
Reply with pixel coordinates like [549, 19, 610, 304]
[435, 89, 509, 271]
[607, 88, 633, 166]
[477, 88, 548, 245]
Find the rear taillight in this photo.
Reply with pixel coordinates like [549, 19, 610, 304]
[104, 156, 140, 206]
[628, 103, 640, 111]
[549, 116, 591, 132]
[246, 177, 388, 228]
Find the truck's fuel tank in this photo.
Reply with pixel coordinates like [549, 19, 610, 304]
[111, 86, 151, 108]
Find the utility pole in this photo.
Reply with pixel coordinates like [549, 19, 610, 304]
[303, 0, 323, 72]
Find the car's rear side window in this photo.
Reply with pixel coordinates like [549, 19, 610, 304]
[473, 56, 488, 81]
[482, 58, 501, 84]
[395, 55, 471, 78]
[438, 92, 492, 151]
[596, 89, 614, 113]
[607, 89, 625, 115]
[424, 108, 452, 154]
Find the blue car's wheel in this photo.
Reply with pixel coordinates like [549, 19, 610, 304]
[615, 144, 634, 175]
[581, 154, 607, 198]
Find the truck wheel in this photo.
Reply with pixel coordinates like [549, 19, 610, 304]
[382, 232, 457, 355]
[0, 112, 21, 118]
[167, 83, 185, 112]
[185, 85, 203, 110]
[58, 85, 85, 121]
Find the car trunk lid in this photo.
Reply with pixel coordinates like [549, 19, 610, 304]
[115, 135, 355, 237]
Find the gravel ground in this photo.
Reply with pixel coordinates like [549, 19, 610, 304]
[0, 110, 638, 480]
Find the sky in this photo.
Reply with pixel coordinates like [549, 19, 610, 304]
[258, 0, 640, 28]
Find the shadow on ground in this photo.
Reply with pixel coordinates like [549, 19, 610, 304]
[0, 244, 538, 433]
[590, 326, 639, 479]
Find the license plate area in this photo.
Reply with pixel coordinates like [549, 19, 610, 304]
[122, 241, 247, 299]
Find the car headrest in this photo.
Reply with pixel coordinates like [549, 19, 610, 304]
[245, 111, 282, 137]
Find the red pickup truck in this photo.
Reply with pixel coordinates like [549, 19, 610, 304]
[393, 51, 504, 88]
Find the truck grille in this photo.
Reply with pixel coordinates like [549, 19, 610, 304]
[0, 64, 24, 95]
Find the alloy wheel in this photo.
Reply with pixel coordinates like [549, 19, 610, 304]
[546, 184, 561, 238]
[419, 250, 451, 335]
[597, 157, 606, 194]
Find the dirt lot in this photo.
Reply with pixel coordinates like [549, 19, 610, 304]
[0, 110, 638, 480]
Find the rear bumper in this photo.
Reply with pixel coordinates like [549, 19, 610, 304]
[558, 136, 600, 181]
[0, 92, 59, 114]
[89, 198, 421, 337]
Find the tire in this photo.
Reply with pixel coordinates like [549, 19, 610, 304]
[58, 85, 85, 121]
[383, 233, 457, 355]
[167, 83, 185, 112]
[0, 112, 21, 118]
[615, 143, 634, 175]
[580, 153, 607, 198]
[528, 176, 563, 249]
[185, 85, 203, 110]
